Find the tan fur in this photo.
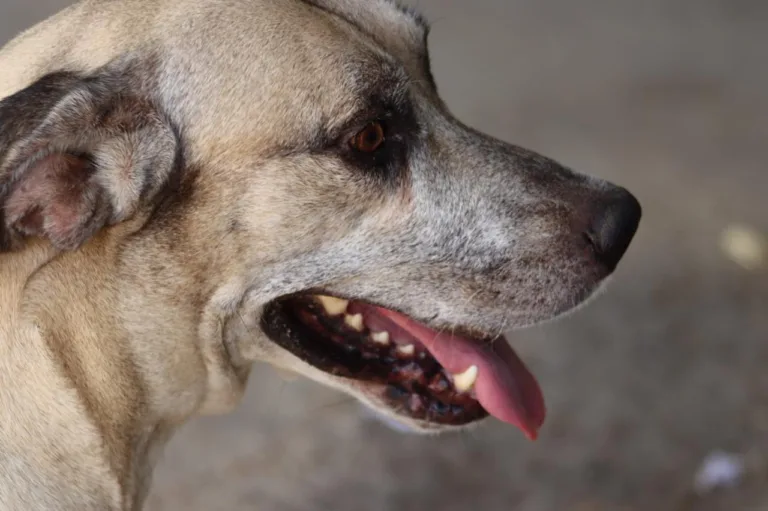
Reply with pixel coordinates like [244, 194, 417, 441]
[0, 1, 640, 508]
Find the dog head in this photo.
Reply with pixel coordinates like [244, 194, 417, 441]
[0, 0, 640, 440]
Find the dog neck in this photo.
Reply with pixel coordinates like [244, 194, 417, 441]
[0, 220, 249, 508]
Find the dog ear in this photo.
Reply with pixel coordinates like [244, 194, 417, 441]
[0, 65, 179, 252]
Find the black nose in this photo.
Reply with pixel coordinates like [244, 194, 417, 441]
[585, 187, 642, 270]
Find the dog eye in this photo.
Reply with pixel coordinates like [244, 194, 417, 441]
[350, 121, 385, 153]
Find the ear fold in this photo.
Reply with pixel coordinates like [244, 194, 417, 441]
[0, 64, 179, 252]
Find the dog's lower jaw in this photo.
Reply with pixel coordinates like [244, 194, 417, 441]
[359, 405, 417, 433]
[358, 403, 482, 435]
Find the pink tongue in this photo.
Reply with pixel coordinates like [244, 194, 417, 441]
[375, 307, 546, 440]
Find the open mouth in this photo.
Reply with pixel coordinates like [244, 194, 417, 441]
[261, 294, 546, 439]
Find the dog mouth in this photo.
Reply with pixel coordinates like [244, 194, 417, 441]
[261, 294, 546, 439]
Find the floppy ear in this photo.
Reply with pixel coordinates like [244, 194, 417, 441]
[0, 65, 179, 252]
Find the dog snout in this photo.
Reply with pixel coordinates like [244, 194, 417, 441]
[583, 186, 642, 271]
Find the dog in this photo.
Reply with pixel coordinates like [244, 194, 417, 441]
[0, 0, 641, 508]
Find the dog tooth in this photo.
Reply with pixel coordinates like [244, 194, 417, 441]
[371, 331, 391, 345]
[344, 313, 364, 331]
[397, 344, 416, 356]
[317, 295, 349, 316]
[452, 365, 479, 393]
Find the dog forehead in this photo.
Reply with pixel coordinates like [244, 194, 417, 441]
[301, 0, 429, 57]
[300, 0, 432, 89]
[154, 0, 423, 159]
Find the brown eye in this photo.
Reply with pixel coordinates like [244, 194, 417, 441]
[350, 121, 385, 152]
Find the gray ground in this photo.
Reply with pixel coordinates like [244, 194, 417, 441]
[2, 1, 767, 510]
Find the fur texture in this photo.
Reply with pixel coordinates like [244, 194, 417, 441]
[0, 1, 640, 508]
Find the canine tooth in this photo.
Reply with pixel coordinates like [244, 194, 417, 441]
[371, 331, 391, 345]
[397, 344, 416, 356]
[317, 295, 349, 315]
[344, 313, 364, 331]
[452, 365, 479, 393]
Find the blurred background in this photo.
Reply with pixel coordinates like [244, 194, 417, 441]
[2, 1, 767, 510]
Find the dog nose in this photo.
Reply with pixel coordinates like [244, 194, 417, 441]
[585, 187, 642, 270]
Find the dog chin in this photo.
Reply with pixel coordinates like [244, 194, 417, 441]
[360, 405, 423, 433]
[359, 404, 479, 435]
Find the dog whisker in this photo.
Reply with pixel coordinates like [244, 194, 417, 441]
[302, 397, 357, 417]
[236, 310, 255, 337]
[492, 314, 510, 346]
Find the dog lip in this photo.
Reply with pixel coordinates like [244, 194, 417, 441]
[260, 292, 491, 427]
[261, 291, 545, 437]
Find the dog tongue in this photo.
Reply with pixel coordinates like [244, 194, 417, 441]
[375, 308, 546, 440]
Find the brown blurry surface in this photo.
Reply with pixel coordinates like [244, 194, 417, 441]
[2, 1, 767, 510]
